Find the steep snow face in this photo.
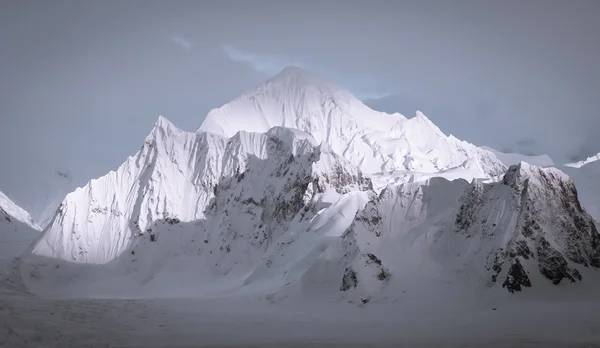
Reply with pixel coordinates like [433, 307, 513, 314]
[30, 116, 373, 265]
[565, 153, 600, 168]
[481, 146, 555, 168]
[0, 191, 40, 231]
[198, 66, 506, 179]
[331, 162, 600, 298]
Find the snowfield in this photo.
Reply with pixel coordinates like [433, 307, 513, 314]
[2, 66, 600, 347]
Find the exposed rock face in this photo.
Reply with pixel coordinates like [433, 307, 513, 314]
[31, 119, 372, 265]
[346, 162, 600, 294]
[502, 259, 531, 294]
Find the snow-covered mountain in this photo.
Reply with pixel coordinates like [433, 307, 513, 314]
[22, 67, 600, 300]
[199, 67, 505, 180]
[30, 117, 372, 265]
[0, 191, 40, 231]
[481, 146, 555, 168]
[1, 191, 41, 260]
[565, 153, 600, 168]
[338, 163, 599, 297]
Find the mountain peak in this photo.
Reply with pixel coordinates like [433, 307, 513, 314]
[503, 161, 570, 190]
[155, 115, 176, 130]
[197, 68, 505, 178]
[254, 66, 350, 98]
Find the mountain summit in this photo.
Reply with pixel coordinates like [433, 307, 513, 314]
[198, 66, 505, 180]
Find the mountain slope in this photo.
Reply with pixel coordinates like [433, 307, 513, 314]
[23, 116, 600, 300]
[0, 191, 40, 261]
[0, 191, 40, 231]
[30, 116, 372, 265]
[21, 68, 600, 300]
[324, 162, 600, 300]
[198, 66, 505, 180]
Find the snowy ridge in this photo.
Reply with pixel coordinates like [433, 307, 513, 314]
[322, 162, 600, 299]
[198, 66, 506, 179]
[30, 116, 373, 265]
[481, 146, 555, 168]
[565, 152, 600, 168]
[0, 190, 40, 230]
[0, 191, 40, 263]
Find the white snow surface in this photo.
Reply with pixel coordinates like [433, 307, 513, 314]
[30, 116, 373, 266]
[0, 191, 40, 231]
[481, 146, 555, 168]
[198, 66, 506, 179]
[4, 67, 600, 347]
[564, 152, 600, 168]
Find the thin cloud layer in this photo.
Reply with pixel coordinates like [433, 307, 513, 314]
[221, 44, 396, 100]
[170, 36, 193, 50]
[221, 44, 305, 75]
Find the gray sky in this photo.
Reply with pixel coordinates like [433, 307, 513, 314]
[1, 0, 599, 209]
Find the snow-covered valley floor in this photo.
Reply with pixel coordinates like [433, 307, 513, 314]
[2, 257, 600, 348]
[2, 292, 600, 347]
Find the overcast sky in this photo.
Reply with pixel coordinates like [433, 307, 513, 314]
[1, 0, 599, 210]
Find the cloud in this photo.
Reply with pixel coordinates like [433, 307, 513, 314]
[221, 44, 396, 100]
[170, 36, 193, 50]
[221, 44, 305, 75]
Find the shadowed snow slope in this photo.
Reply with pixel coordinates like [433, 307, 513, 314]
[0, 191, 40, 260]
[29, 117, 373, 267]
[22, 120, 600, 300]
[198, 66, 505, 178]
[20, 67, 600, 301]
